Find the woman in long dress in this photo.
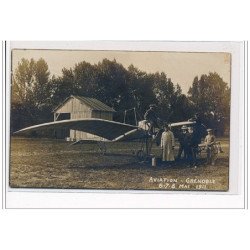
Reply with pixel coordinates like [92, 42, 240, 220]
[161, 125, 175, 163]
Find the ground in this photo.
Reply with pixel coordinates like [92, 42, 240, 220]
[9, 137, 229, 191]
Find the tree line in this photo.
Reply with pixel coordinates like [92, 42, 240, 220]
[11, 57, 230, 136]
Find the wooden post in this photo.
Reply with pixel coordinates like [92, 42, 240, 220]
[124, 110, 127, 123]
[134, 107, 138, 125]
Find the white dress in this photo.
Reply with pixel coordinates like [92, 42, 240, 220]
[161, 131, 175, 161]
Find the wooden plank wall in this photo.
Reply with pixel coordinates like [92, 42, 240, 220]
[92, 110, 113, 121]
[56, 97, 113, 141]
[56, 97, 92, 113]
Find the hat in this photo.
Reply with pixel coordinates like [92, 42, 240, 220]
[149, 104, 157, 108]
[181, 125, 188, 130]
[206, 128, 212, 132]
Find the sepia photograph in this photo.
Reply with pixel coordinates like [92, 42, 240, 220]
[1, 1, 249, 249]
[9, 46, 231, 191]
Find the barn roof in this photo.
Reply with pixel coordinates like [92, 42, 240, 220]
[53, 95, 116, 112]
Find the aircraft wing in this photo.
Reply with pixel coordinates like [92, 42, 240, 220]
[112, 129, 146, 142]
[169, 121, 195, 127]
[14, 118, 139, 141]
[14, 119, 195, 142]
[114, 120, 196, 142]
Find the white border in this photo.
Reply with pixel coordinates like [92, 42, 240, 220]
[5, 41, 245, 208]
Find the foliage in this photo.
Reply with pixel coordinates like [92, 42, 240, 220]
[188, 72, 230, 135]
[11, 58, 52, 131]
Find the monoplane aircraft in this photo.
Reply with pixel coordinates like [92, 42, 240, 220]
[14, 118, 195, 160]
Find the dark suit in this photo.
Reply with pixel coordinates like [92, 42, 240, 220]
[144, 108, 158, 134]
[177, 132, 188, 161]
[186, 132, 198, 166]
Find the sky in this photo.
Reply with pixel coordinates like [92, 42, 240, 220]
[12, 49, 231, 94]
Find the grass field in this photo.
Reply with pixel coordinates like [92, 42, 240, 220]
[9, 137, 230, 191]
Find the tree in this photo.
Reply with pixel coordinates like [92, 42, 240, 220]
[12, 57, 195, 132]
[126, 65, 156, 119]
[188, 72, 230, 135]
[11, 58, 52, 131]
[12, 58, 36, 104]
[33, 58, 51, 108]
[152, 72, 175, 121]
[50, 60, 191, 124]
[95, 59, 129, 110]
[151, 73, 194, 122]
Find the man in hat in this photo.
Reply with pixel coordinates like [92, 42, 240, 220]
[176, 125, 188, 161]
[144, 104, 159, 135]
[185, 126, 198, 167]
[161, 124, 175, 165]
[204, 128, 216, 165]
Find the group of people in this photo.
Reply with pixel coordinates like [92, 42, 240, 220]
[144, 104, 217, 167]
[161, 124, 216, 167]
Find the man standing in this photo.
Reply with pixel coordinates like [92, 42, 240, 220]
[161, 125, 175, 165]
[176, 125, 188, 161]
[144, 104, 159, 135]
[186, 126, 198, 167]
[204, 128, 216, 165]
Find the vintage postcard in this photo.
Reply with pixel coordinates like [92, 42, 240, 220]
[9, 44, 231, 192]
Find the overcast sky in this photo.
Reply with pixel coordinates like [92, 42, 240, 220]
[12, 49, 231, 94]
